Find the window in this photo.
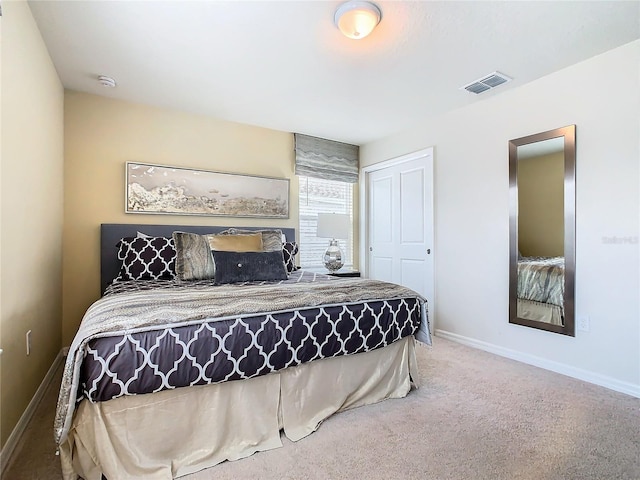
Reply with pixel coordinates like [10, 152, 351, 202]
[298, 176, 353, 268]
[294, 133, 358, 268]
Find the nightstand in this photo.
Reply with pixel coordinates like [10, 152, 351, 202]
[305, 268, 361, 278]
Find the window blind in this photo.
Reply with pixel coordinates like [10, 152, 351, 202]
[298, 176, 353, 268]
[294, 133, 359, 184]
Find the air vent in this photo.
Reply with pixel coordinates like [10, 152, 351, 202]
[462, 71, 512, 95]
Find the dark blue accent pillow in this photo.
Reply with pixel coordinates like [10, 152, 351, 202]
[213, 250, 288, 284]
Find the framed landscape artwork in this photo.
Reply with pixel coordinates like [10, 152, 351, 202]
[125, 162, 289, 218]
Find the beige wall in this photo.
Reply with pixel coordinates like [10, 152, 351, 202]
[0, 4, 3, 452]
[361, 40, 639, 393]
[517, 152, 564, 257]
[0, 0, 64, 447]
[63, 92, 298, 345]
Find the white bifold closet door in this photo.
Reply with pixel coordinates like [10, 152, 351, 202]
[365, 148, 434, 336]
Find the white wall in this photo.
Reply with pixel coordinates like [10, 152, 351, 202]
[361, 40, 640, 396]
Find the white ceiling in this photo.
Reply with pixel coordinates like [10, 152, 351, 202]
[29, 1, 640, 145]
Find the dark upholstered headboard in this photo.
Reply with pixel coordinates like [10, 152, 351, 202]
[101, 224, 296, 295]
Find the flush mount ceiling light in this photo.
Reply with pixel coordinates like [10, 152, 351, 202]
[98, 75, 117, 88]
[334, 1, 382, 40]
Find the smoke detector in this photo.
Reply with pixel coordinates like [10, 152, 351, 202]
[461, 71, 512, 94]
[98, 75, 117, 88]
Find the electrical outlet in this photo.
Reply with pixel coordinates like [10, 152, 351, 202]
[26, 330, 32, 356]
[577, 315, 590, 332]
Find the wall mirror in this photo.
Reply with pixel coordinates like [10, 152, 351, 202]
[509, 125, 576, 336]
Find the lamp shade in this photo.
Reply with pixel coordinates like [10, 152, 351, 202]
[317, 213, 350, 239]
[334, 1, 381, 40]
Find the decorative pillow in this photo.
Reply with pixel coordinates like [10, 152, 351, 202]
[116, 236, 176, 281]
[208, 233, 263, 252]
[172, 231, 216, 281]
[213, 250, 288, 284]
[219, 228, 284, 252]
[282, 241, 299, 273]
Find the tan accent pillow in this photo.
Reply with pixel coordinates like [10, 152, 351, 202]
[218, 228, 284, 252]
[208, 233, 263, 252]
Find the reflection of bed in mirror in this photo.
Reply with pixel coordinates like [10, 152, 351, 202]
[517, 256, 564, 325]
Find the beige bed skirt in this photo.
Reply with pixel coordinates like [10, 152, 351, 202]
[60, 336, 418, 480]
[517, 298, 563, 326]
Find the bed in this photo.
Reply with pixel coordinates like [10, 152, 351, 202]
[55, 223, 430, 480]
[516, 256, 564, 326]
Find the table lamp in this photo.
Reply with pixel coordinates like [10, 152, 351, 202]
[316, 213, 350, 272]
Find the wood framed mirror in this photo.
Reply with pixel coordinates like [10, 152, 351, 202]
[509, 125, 576, 336]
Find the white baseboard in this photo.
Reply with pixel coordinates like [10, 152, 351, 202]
[435, 329, 640, 399]
[0, 349, 65, 474]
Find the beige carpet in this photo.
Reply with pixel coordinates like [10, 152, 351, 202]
[4, 337, 640, 480]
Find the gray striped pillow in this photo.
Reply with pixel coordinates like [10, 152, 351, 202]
[172, 231, 216, 281]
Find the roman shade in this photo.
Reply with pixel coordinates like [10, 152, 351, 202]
[294, 133, 359, 184]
